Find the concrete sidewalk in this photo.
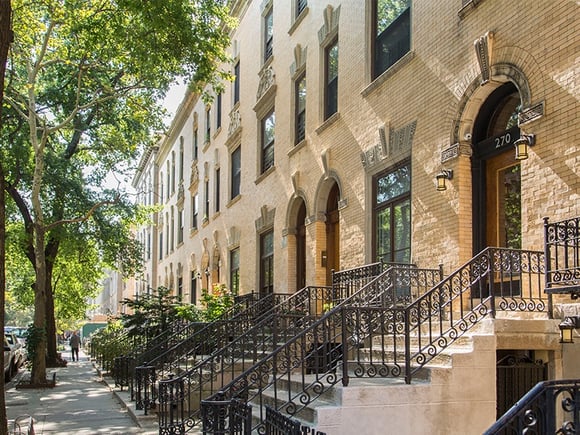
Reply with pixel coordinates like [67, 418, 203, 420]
[5, 348, 158, 434]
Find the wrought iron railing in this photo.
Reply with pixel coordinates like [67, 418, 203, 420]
[158, 285, 337, 433]
[196, 265, 441, 433]
[483, 378, 580, 434]
[544, 216, 580, 303]
[132, 293, 288, 411]
[202, 248, 545, 433]
[200, 398, 252, 435]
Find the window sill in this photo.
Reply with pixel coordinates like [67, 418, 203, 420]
[255, 166, 276, 185]
[315, 112, 340, 135]
[288, 7, 309, 36]
[362, 51, 415, 98]
[458, 0, 487, 19]
[227, 194, 242, 209]
[288, 139, 308, 157]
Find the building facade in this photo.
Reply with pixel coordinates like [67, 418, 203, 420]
[131, 0, 579, 431]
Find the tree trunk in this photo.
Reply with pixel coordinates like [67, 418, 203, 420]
[45, 261, 58, 365]
[31, 222, 48, 384]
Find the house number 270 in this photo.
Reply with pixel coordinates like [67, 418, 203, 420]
[495, 132, 512, 149]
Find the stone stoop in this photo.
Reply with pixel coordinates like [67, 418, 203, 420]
[311, 330, 497, 435]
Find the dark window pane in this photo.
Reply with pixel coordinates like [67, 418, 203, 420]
[374, 2, 410, 78]
[262, 111, 275, 172]
[376, 164, 410, 204]
[231, 147, 241, 198]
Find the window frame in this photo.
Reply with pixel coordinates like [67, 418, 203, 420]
[295, 72, 306, 144]
[261, 109, 275, 173]
[230, 247, 240, 295]
[324, 38, 338, 120]
[231, 146, 241, 200]
[259, 230, 274, 295]
[263, 6, 273, 63]
[373, 161, 412, 264]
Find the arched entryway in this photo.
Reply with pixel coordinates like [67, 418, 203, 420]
[295, 200, 307, 290]
[325, 183, 340, 285]
[472, 82, 522, 253]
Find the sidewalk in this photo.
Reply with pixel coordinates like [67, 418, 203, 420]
[5, 348, 159, 434]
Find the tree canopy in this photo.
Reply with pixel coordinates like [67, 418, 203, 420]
[2, 0, 234, 384]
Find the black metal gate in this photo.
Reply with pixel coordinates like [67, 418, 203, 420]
[496, 352, 547, 418]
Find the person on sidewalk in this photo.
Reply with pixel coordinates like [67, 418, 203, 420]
[69, 331, 81, 362]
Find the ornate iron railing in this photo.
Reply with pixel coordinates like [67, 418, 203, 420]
[484, 379, 580, 434]
[200, 398, 252, 435]
[196, 265, 441, 434]
[131, 293, 277, 408]
[202, 249, 545, 433]
[158, 285, 337, 433]
[544, 216, 580, 302]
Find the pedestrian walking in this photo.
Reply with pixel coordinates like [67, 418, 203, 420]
[69, 330, 81, 362]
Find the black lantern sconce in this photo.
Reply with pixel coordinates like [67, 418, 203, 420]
[559, 316, 579, 344]
[514, 133, 536, 160]
[436, 169, 453, 191]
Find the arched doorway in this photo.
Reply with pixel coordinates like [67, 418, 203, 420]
[295, 200, 307, 290]
[325, 183, 340, 285]
[472, 82, 522, 253]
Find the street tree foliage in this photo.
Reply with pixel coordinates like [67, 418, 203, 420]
[1, 0, 234, 384]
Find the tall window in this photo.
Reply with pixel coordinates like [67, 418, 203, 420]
[230, 248, 240, 295]
[170, 207, 175, 251]
[373, 0, 411, 79]
[193, 128, 199, 161]
[233, 61, 240, 105]
[297, 0, 307, 16]
[160, 173, 164, 202]
[171, 152, 176, 194]
[295, 73, 306, 144]
[205, 107, 211, 143]
[177, 275, 183, 299]
[192, 194, 198, 229]
[177, 208, 184, 244]
[190, 271, 197, 304]
[159, 232, 163, 260]
[204, 179, 209, 219]
[260, 230, 274, 295]
[215, 168, 221, 213]
[261, 110, 275, 173]
[179, 139, 184, 183]
[325, 39, 338, 119]
[374, 163, 411, 263]
[166, 162, 170, 199]
[231, 146, 241, 199]
[264, 7, 273, 62]
[216, 93, 222, 130]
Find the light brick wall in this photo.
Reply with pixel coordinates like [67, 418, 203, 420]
[142, 0, 579, 299]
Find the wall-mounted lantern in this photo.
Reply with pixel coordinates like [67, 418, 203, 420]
[436, 169, 454, 191]
[514, 133, 536, 160]
[559, 316, 579, 344]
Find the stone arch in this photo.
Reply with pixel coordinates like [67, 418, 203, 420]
[285, 189, 309, 229]
[313, 170, 343, 220]
[452, 63, 534, 144]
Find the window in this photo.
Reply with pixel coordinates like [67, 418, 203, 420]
[171, 151, 176, 193]
[193, 128, 199, 161]
[231, 146, 241, 199]
[295, 73, 306, 144]
[160, 173, 164, 202]
[325, 39, 338, 119]
[233, 61, 240, 105]
[204, 179, 209, 220]
[177, 208, 184, 244]
[373, 0, 411, 79]
[192, 194, 198, 229]
[179, 139, 184, 183]
[260, 230, 274, 295]
[216, 93, 222, 130]
[170, 207, 175, 251]
[159, 232, 163, 260]
[297, 0, 307, 16]
[205, 107, 211, 143]
[230, 248, 240, 295]
[177, 276, 183, 299]
[166, 162, 170, 199]
[190, 271, 197, 304]
[374, 163, 411, 263]
[215, 168, 221, 213]
[261, 110, 275, 173]
[165, 215, 169, 255]
[264, 7, 273, 62]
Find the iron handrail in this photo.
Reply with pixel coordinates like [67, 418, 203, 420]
[202, 249, 545, 432]
[483, 378, 580, 434]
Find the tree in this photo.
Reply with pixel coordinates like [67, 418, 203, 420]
[2, 0, 233, 385]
